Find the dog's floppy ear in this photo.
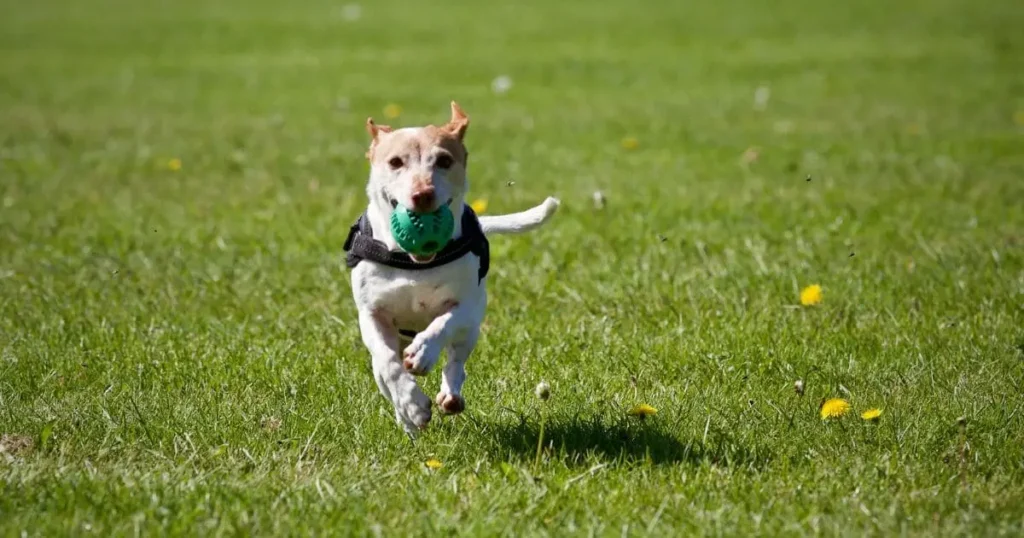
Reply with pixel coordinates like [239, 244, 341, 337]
[444, 101, 469, 140]
[365, 118, 393, 159]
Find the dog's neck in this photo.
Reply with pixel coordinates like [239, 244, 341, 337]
[363, 191, 466, 252]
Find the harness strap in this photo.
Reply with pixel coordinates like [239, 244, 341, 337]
[344, 205, 489, 283]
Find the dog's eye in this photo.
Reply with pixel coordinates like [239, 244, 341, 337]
[434, 154, 454, 170]
[388, 157, 404, 169]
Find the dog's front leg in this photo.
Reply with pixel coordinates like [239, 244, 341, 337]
[402, 299, 481, 377]
[358, 309, 432, 434]
[403, 298, 485, 415]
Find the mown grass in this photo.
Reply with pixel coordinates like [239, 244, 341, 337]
[2, 0, 1023, 535]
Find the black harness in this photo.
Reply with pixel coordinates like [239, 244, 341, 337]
[343, 205, 490, 283]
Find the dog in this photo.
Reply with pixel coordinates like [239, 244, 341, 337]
[344, 102, 559, 435]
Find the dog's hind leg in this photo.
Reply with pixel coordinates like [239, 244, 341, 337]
[358, 310, 432, 435]
[436, 328, 479, 415]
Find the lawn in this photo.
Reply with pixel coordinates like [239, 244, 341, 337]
[2, 0, 1023, 535]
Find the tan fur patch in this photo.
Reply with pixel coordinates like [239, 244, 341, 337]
[365, 102, 470, 166]
[368, 126, 467, 166]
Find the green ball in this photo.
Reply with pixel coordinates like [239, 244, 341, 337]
[389, 204, 455, 256]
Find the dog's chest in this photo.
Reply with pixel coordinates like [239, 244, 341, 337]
[352, 255, 481, 329]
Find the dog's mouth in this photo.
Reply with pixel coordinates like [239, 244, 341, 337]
[381, 190, 453, 263]
[382, 190, 454, 212]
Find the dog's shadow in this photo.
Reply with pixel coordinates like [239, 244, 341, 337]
[473, 413, 771, 468]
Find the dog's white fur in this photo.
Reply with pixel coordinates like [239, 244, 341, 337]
[350, 102, 559, 435]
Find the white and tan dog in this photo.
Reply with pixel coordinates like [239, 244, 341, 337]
[346, 102, 559, 435]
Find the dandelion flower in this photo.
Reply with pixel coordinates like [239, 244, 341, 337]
[620, 137, 639, 150]
[741, 147, 760, 164]
[491, 75, 513, 94]
[820, 398, 850, 420]
[340, 4, 361, 22]
[470, 198, 488, 214]
[861, 408, 882, 422]
[167, 158, 182, 171]
[260, 416, 281, 432]
[534, 381, 550, 401]
[425, 458, 443, 470]
[628, 404, 658, 418]
[800, 284, 823, 306]
[383, 103, 402, 119]
[1015, 111, 1024, 126]
[753, 85, 771, 110]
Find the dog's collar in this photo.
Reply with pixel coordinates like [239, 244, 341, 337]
[343, 204, 489, 283]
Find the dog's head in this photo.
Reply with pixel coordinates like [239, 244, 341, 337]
[364, 103, 470, 258]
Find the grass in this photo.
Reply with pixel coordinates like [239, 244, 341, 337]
[2, 0, 1023, 535]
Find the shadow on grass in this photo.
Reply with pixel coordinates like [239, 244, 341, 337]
[480, 414, 772, 469]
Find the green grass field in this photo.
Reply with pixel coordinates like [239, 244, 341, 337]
[2, 0, 1023, 535]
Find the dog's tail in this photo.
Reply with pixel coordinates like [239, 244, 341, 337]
[478, 197, 560, 235]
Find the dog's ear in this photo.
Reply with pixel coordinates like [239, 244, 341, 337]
[365, 118, 393, 159]
[366, 118, 393, 140]
[444, 101, 469, 140]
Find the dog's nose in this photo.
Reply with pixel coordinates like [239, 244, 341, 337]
[410, 188, 436, 213]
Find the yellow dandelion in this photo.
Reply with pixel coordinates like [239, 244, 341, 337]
[800, 284, 822, 306]
[383, 103, 402, 119]
[1015, 111, 1024, 126]
[167, 158, 182, 171]
[470, 198, 488, 214]
[861, 408, 882, 422]
[620, 137, 639, 150]
[425, 458, 443, 470]
[820, 398, 850, 420]
[628, 403, 658, 418]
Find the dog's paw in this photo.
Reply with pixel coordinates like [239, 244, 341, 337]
[396, 390, 432, 434]
[402, 335, 443, 376]
[435, 392, 465, 415]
